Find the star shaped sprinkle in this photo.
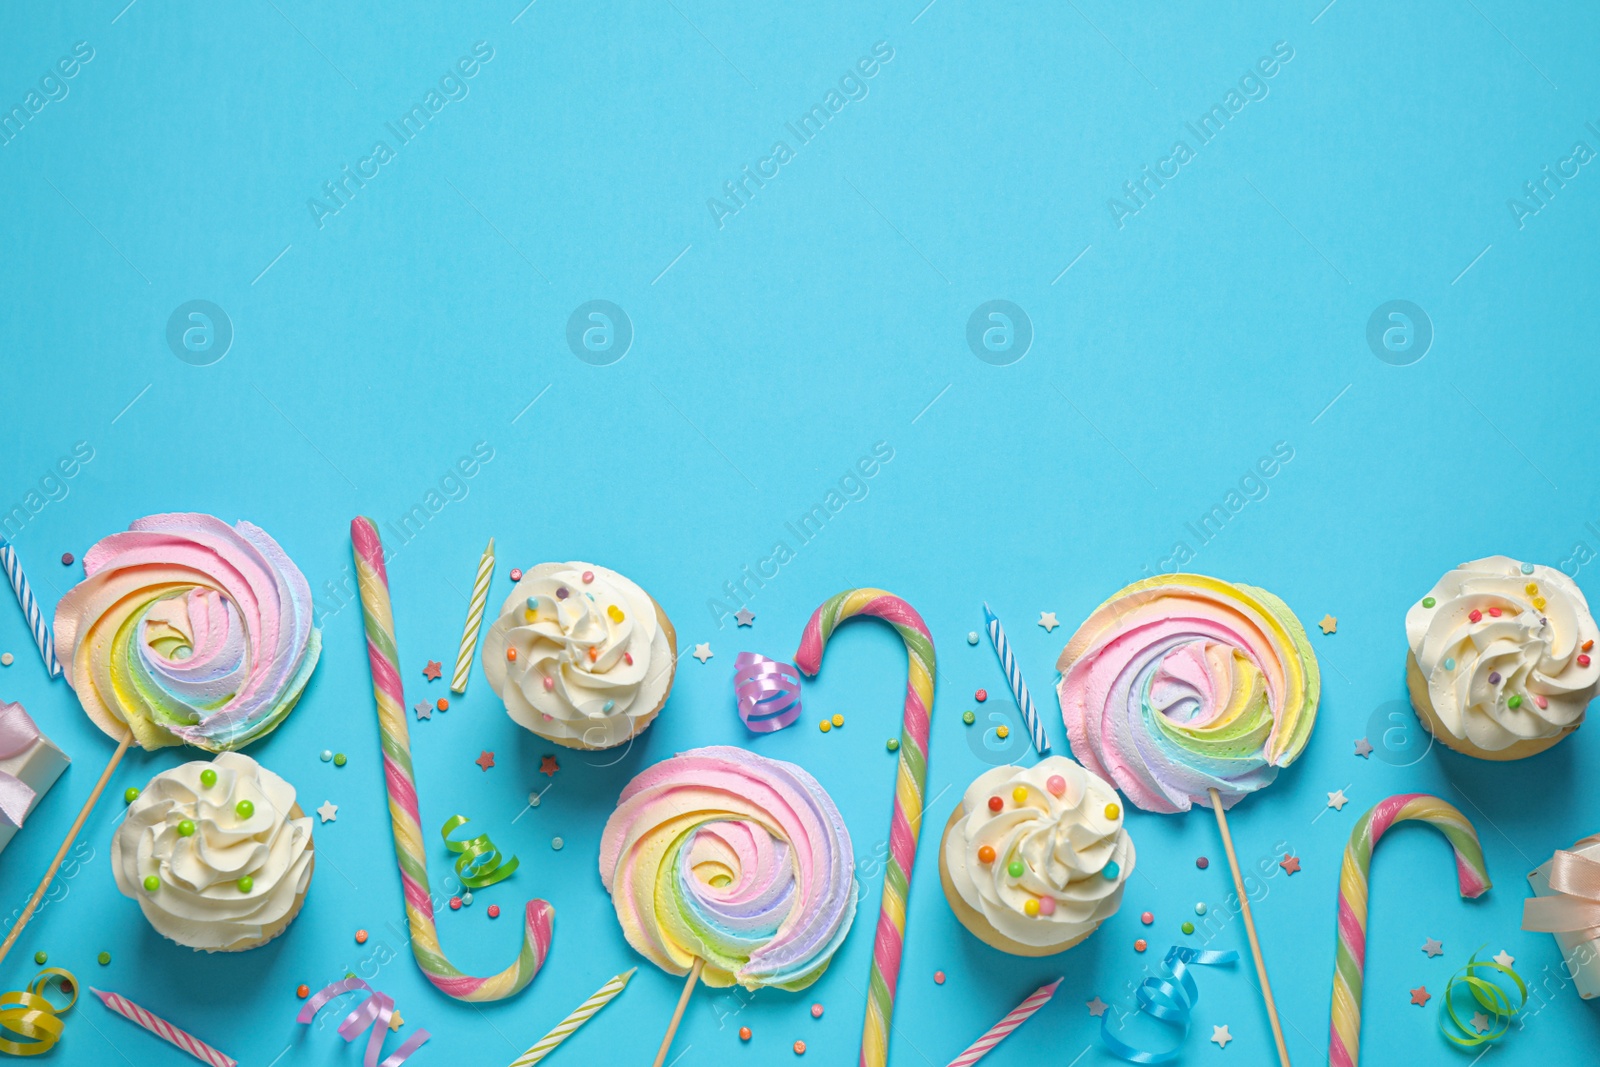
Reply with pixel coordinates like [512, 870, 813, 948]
[1354, 737, 1374, 758]
[414, 701, 433, 720]
[1410, 986, 1431, 1006]
[423, 660, 442, 681]
[1319, 615, 1337, 635]
[1422, 938, 1443, 957]
[1038, 612, 1059, 632]
[475, 751, 496, 772]
[317, 801, 338, 823]
[1470, 1011, 1490, 1034]
[1086, 997, 1108, 1017]
[1327, 789, 1349, 810]
[389, 1010, 404, 1032]
[1279, 855, 1301, 875]
[1211, 1024, 1232, 1048]
[734, 608, 755, 627]
[540, 754, 560, 777]
[1493, 950, 1514, 968]
[692, 643, 713, 663]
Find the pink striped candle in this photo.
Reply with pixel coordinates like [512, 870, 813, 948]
[945, 979, 1060, 1067]
[91, 988, 236, 1067]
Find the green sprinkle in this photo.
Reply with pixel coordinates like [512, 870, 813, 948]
[97, 952, 110, 965]
[32, 951, 46, 965]
[200, 769, 217, 788]
[1007, 860, 1025, 878]
[886, 739, 899, 752]
[237, 876, 253, 893]
[333, 753, 347, 767]
[1181, 922, 1195, 935]
[1508, 694, 1523, 709]
[962, 710, 976, 725]
[1422, 596, 1437, 608]
[143, 875, 160, 892]
[123, 787, 140, 804]
[236, 800, 254, 818]
[177, 820, 195, 837]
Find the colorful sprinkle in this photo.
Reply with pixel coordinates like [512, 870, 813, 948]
[509, 568, 523, 581]
[236, 800, 254, 818]
[977, 845, 996, 864]
[1012, 786, 1029, 804]
[238, 876, 253, 893]
[1533, 596, 1547, 611]
[1508, 695, 1522, 709]
[60, 553, 73, 566]
[296, 983, 309, 998]
[1422, 597, 1436, 608]
[995, 725, 1010, 739]
[1007, 860, 1025, 878]
[551, 837, 564, 850]
[123, 787, 140, 803]
[355, 929, 368, 944]
[0, 654, 10, 666]
[99, 953, 111, 966]
[1023, 899, 1040, 917]
[740, 1027, 752, 1041]
[200, 769, 217, 789]
[542, 675, 554, 691]
[1581, 655, 1593, 668]
[810, 1004, 824, 1019]
[556, 586, 569, 599]
[1103, 861, 1121, 880]
[967, 632, 979, 645]
[177, 820, 195, 837]
[1196, 856, 1209, 869]
[436, 698, 449, 711]
[624, 652, 634, 665]
[962, 710, 976, 725]
[1488, 607, 1502, 618]
[506, 647, 518, 662]
[794, 1040, 806, 1055]
[487, 904, 501, 918]
[1585, 640, 1595, 652]
[1038, 896, 1056, 916]
[1141, 912, 1153, 925]
[320, 750, 332, 762]
[934, 971, 946, 985]
[1535, 694, 1549, 708]
[832, 714, 844, 728]
[1526, 583, 1539, 595]
[987, 796, 1004, 813]
[603, 700, 615, 713]
[32, 952, 45, 965]
[975, 689, 987, 702]
[1046, 775, 1066, 796]
[333, 753, 347, 767]
[1488, 671, 1501, 684]
[1443, 658, 1455, 671]
[607, 604, 624, 623]
[449, 897, 462, 911]
[819, 720, 832, 733]
[582, 571, 595, 584]
[886, 738, 899, 752]
[1182, 921, 1195, 935]
[1104, 803, 1121, 820]
[143, 876, 159, 892]
[1195, 902, 1208, 915]
[1469, 610, 1482, 623]
[1134, 939, 1148, 953]
[461, 893, 473, 906]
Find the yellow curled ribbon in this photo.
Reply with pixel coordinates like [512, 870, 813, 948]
[1441, 950, 1526, 1048]
[440, 815, 519, 889]
[0, 968, 77, 1056]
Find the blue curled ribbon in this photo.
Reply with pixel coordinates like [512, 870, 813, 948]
[734, 652, 802, 733]
[1100, 945, 1239, 1064]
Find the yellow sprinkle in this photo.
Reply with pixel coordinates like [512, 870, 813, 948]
[524, 608, 537, 623]
[1526, 582, 1539, 595]
[819, 720, 831, 733]
[831, 714, 844, 728]
[607, 604, 625, 623]
[1023, 898, 1040, 917]
[1533, 596, 1547, 611]
[1012, 786, 1028, 804]
[996, 725, 1010, 739]
[1105, 803, 1121, 820]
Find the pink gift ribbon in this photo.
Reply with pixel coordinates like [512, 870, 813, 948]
[1524, 835, 1600, 941]
[297, 977, 430, 1067]
[0, 702, 45, 829]
[734, 652, 802, 732]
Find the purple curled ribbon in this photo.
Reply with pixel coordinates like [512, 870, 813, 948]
[734, 652, 802, 733]
[297, 977, 429, 1067]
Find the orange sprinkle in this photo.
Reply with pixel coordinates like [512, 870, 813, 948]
[1586, 640, 1595, 652]
[793, 1040, 806, 1055]
[1134, 938, 1148, 953]
[436, 698, 449, 712]
[355, 929, 368, 944]
[739, 1027, 751, 1041]
[506, 648, 518, 662]
[296, 984, 309, 998]
[588, 646, 598, 662]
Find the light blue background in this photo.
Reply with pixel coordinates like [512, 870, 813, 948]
[3, 1, 1599, 1064]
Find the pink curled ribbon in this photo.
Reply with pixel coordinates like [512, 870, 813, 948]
[734, 652, 802, 732]
[297, 978, 430, 1067]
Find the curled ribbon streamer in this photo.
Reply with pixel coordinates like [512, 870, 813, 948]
[734, 652, 802, 732]
[297, 977, 429, 1067]
[441, 815, 519, 889]
[1100, 946, 1239, 1064]
[1441, 950, 1525, 1048]
[0, 968, 77, 1056]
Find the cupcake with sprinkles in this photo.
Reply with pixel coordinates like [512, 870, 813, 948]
[1406, 556, 1599, 760]
[481, 562, 675, 750]
[939, 756, 1134, 956]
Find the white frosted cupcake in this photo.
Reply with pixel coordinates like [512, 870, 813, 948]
[939, 756, 1134, 956]
[113, 753, 314, 952]
[481, 562, 676, 750]
[1406, 556, 1600, 760]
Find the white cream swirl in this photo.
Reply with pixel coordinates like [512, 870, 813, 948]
[1406, 556, 1599, 752]
[482, 562, 674, 749]
[112, 752, 313, 951]
[943, 756, 1134, 950]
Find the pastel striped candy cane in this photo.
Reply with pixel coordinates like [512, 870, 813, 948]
[982, 603, 1049, 755]
[352, 518, 554, 1002]
[797, 589, 935, 1067]
[1330, 793, 1490, 1067]
[91, 988, 236, 1067]
[450, 537, 494, 693]
[0, 540, 60, 678]
[508, 968, 635, 1067]
[945, 979, 1060, 1067]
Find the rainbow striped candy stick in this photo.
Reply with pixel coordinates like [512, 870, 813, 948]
[507, 968, 634, 1067]
[796, 589, 935, 1067]
[352, 518, 554, 1002]
[450, 537, 494, 693]
[91, 988, 236, 1067]
[945, 979, 1060, 1067]
[1330, 793, 1490, 1067]
[0, 539, 60, 678]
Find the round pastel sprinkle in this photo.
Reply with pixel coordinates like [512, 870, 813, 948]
[995, 725, 1010, 740]
[123, 787, 140, 803]
[1488, 671, 1501, 685]
[1581, 654, 1593, 668]
[607, 604, 624, 623]
[1196, 856, 1209, 869]
[1023, 899, 1040, 917]
[1104, 803, 1121, 820]
[1134, 939, 1148, 953]
[582, 570, 595, 584]
[977, 845, 996, 864]
[1526, 582, 1540, 595]
[1195, 902, 1208, 915]
[296, 983, 308, 997]
[1422, 596, 1436, 608]
[794, 1040, 806, 1055]
[449, 897, 462, 911]
[236, 800, 254, 818]
[1103, 861, 1121, 880]
[962, 710, 976, 725]
[886, 738, 899, 752]
[1533, 596, 1546, 609]
[1182, 921, 1195, 935]
[177, 820, 195, 837]
[1007, 859, 1025, 878]
[597, 699, 613, 714]
[975, 689, 987, 702]
[1038, 896, 1056, 916]
[1012, 786, 1028, 804]
[811, 1003, 823, 1018]
[507, 648, 518, 661]
[1443, 658, 1455, 671]
[200, 769, 217, 788]
[143, 875, 159, 892]
[542, 676, 554, 691]
[1046, 775, 1067, 796]
[551, 836, 564, 850]
[320, 750, 332, 762]
[99, 952, 111, 966]
[1141, 912, 1153, 925]
[1535, 694, 1549, 708]
[0, 653, 11, 667]
[60, 553, 73, 566]
[555, 586, 569, 599]
[987, 796, 1004, 813]
[32, 951, 46, 965]
[526, 596, 538, 612]
[355, 929, 368, 944]
[1508, 694, 1523, 709]
[1489, 607, 1503, 617]
[740, 1027, 752, 1041]
[509, 568, 523, 581]
[488, 904, 501, 918]
[819, 720, 832, 733]
[1522, 562, 1536, 574]
[966, 632, 979, 645]
[333, 753, 347, 767]
[1469, 609, 1482, 623]
[934, 971, 946, 985]
[832, 714, 844, 728]
[462, 892, 473, 905]
[238, 876, 253, 893]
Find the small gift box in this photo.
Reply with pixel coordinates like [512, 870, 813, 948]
[0, 701, 70, 856]
[1525, 834, 1600, 1000]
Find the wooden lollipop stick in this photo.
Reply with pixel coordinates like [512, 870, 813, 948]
[651, 958, 704, 1067]
[1209, 788, 1291, 1067]
[0, 732, 134, 970]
